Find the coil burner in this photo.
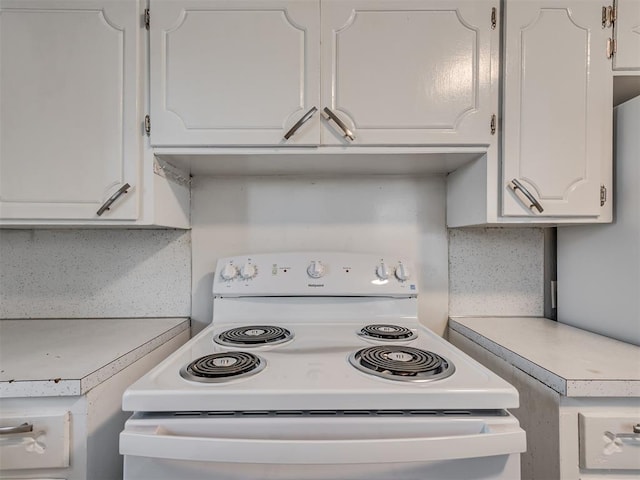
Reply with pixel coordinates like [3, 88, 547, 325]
[359, 324, 417, 341]
[349, 345, 455, 383]
[180, 352, 265, 383]
[215, 326, 293, 347]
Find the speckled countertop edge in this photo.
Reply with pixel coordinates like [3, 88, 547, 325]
[449, 318, 640, 398]
[449, 319, 568, 395]
[0, 319, 189, 398]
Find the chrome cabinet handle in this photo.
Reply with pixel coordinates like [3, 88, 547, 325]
[96, 183, 131, 216]
[0, 422, 33, 435]
[605, 424, 640, 442]
[283, 106, 317, 140]
[509, 179, 544, 213]
[323, 107, 355, 141]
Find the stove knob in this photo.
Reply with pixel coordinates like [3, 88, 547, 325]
[307, 260, 325, 278]
[394, 263, 410, 282]
[220, 262, 238, 281]
[376, 262, 390, 280]
[240, 262, 257, 280]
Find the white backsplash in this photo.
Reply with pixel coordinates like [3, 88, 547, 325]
[0, 229, 191, 319]
[448, 227, 545, 317]
[191, 175, 450, 335]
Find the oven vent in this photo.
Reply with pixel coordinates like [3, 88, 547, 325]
[165, 409, 505, 418]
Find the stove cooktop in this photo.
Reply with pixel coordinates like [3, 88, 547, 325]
[123, 320, 518, 412]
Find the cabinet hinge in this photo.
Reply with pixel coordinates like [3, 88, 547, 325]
[144, 115, 151, 136]
[600, 185, 607, 206]
[602, 5, 616, 28]
[144, 8, 150, 30]
[606, 37, 617, 59]
[490, 114, 497, 135]
[491, 7, 497, 30]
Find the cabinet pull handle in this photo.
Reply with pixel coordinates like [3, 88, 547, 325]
[604, 424, 640, 442]
[96, 183, 131, 216]
[283, 106, 318, 140]
[0, 422, 33, 434]
[509, 179, 544, 213]
[323, 107, 355, 141]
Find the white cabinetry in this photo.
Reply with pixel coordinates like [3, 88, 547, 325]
[611, 0, 640, 71]
[0, 0, 189, 227]
[447, 0, 613, 226]
[502, 0, 611, 218]
[149, 0, 498, 147]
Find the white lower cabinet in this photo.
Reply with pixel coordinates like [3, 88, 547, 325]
[447, 0, 613, 226]
[0, 0, 188, 227]
[0, 331, 188, 480]
[449, 329, 640, 480]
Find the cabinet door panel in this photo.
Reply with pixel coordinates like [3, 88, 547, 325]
[502, 0, 611, 217]
[614, 0, 640, 71]
[150, 0, 320, 146]
[321, 0, 497, 145]
[0, 0, 138, 220]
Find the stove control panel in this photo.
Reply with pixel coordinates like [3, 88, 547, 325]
[213, 252, 417, 297]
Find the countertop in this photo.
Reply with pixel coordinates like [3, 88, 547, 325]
[0, 318, 189, 397]
[449, 316, 640, 397]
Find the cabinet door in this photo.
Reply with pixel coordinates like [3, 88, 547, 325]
[320, 0, 498, 145]
[502, 0, 612, 217]
[149, 0, 320, 146]
[613, 0, 640, 71]
[0, 0, 139, 220]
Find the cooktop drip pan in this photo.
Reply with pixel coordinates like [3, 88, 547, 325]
[359, 324, 417, 341]
[214, 326, 293, 347]
[349, 345, 454, 383]
[180, 352, 266, 383]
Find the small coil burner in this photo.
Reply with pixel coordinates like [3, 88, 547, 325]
[214, 325, 293, 347]
[359, 324, 417, 341]
[349, 345, 455, 382]
[180, 352, 265, 383]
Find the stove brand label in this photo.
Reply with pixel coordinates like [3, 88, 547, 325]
[307, 283, 325, 287]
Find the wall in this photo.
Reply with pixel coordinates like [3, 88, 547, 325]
[191, 174, 547, 335]
[0, 229, 191, 319]
[556, 95, 640, 346]
[191, 174, 449, 334]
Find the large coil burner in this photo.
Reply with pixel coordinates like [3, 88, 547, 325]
[214, 326, 293, 347]
[349, 345, 454, 383]
[180, 352, 265, 383]
[359, 324, 417, 341]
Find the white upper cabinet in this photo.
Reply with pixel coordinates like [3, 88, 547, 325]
[0, 0, 139, 220]
[149, 0, 321, 146]
[321, 0, 497, 146]
[149, 0, 498, 147]
[611, 0, 640, 71]
[501, 0, 612, 218]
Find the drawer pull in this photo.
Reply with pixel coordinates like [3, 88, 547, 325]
[0, 422, 33, 434]
[605, 425, 640, 442]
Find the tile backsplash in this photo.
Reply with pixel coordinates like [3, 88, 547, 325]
[448, 227, 545, 317]
[0, 229, 191, 318]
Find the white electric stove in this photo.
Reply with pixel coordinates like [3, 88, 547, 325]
[120, 252, 525, 480]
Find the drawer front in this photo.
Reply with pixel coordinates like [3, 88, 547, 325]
[0, 412, 70, 470]
[579, 413, 640, 470]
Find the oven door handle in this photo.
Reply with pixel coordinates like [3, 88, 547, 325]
[120, 424, 525, 464]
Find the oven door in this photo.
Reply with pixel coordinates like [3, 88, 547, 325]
[120, 411, 525, 480]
